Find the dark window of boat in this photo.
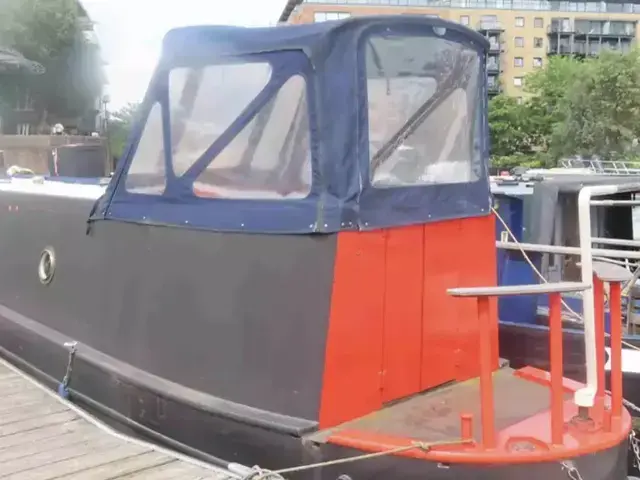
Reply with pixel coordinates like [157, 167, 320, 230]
[124, 102, 166, 194]
[124, 62, 312, 200]
[169, 63, 272, 178]
[365, 31, 481, 187]
[191, 73, 311, 199]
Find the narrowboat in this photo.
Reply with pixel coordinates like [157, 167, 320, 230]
[493, 173, 640, 396]
[0, 16, 631, 479]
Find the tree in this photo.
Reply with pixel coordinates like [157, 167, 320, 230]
[0, 0, 81, 61]
[487, 57, 586, 167]
[488, 94, 544, 168]
[524, 55, 585, 151]
[108, 103, 140, 163]
[0, 0, 104, 131]
[488, 50, 640, 167]
[550, 49, 640, 161]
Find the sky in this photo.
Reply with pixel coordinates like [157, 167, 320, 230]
[80, 0, 286, 110]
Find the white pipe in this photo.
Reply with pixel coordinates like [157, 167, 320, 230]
[497, 241, 640, 260]
[590, 199, 640, 206]
[576, 186, 598, 408]
[592, 237, 640, 248]
[574, 184, 639, 408]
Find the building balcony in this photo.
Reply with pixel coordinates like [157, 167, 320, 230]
[549, 42, 631, 56]
[488, 84, 502, 95]
[548, 24, 635, 38]
[477, 21, 504, 32]
[487, 63, 501, 73]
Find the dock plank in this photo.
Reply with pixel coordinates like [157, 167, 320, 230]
[114, 460, 222, 479]
[60, 451, 173, 479]
[0, 359, 237, 480]
[0, 419, 88, 449]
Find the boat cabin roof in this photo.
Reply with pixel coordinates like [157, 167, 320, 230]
[92, 16, 491, 234]
[161, 17, 489, 60]
[492, 174, 640, 197]
[492, 173, 640, 246]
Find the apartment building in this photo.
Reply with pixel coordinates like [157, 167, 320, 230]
[5, 1, 107, 136]
[278, 0, 639, 98]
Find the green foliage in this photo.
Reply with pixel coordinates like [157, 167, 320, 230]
[550, 49, 640, 161]
[108, 103, 140, 162]
[0, 0, 82, 62]
[524, 56, 584, 150]
[0, 0, 104, 129]
[489, 49, 640, 166]
[488, 95, 533, 157]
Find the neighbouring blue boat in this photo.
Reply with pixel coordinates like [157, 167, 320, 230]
[493, 171, 640, 410]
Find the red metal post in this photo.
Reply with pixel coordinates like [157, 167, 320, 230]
[548, 292, 564, 445]
[593, 276, 606, 398]
[477, 297, 496, 449]
[460, 413, 474, 442]
[609, 282, 623, 420]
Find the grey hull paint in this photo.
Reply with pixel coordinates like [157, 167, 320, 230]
[0, 330, 629, 480]
[0, 191, 630, 479]
[0, 191, 335, 424]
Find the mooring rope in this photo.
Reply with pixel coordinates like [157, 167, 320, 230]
[242, 439, 469, 480]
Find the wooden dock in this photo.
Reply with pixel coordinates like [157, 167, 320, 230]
[0, 358, 237, 479]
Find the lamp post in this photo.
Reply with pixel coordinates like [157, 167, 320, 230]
[101, 94, 112, 174]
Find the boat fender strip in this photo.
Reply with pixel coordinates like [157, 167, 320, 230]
[57, 341, 78, 399]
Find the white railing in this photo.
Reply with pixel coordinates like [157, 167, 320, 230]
[496, 181, 640, 409]
[560, 158, 640, 176]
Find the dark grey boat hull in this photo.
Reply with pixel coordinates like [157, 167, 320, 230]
[0, 191, 630, 479]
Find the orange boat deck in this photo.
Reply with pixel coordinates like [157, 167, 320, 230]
[309, 367, 562, 445]
[307, 366, 630, 465]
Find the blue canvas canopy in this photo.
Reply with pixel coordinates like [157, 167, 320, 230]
[96, 16, 491, 233]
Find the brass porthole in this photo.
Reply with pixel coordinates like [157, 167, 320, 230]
[38, 247, 56, 285]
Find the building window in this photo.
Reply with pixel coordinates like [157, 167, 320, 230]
[534, 37, 544, 48]
[515, 37, 524, 47]
[480, 14, 498, 30]
[533, 57, 543, 68]
[516, 97, 524, 105]
[534, 17, 544, 28]
[314, 12, 351, 23]
[514, 57, 524, 67]
[460, 15, 470, 25]
[513, 77, 523, 88]
[14, 88, 34, 111]
[515, 17, 525, 27]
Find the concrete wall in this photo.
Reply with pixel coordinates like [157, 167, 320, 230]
[0, 135, 105, 174]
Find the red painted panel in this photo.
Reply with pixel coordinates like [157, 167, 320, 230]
[421, 219, 463, 390]
[381, 226, 424, 404]
[319, 231, 386, 428]
[456, 215, 499, 379]
[319, 215, 498, 429]
[421, 215, 498, 390]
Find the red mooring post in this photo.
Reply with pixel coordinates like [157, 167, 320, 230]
[477, 296, 496, 448]
[460, 413, 474, 442]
